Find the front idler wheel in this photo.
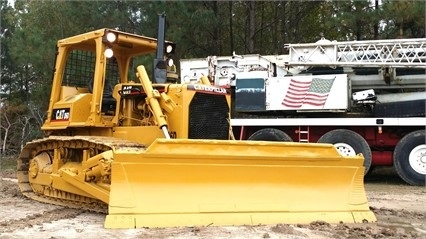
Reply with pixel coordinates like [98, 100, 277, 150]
[28, 152, 52, 194]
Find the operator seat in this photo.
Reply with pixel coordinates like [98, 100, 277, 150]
[88, 79, 116, 115]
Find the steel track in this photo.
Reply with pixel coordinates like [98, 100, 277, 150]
[17, 136, 145, 214]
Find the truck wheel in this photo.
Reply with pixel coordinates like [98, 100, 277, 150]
[248, 128, 293, 142]
[393, 130, 426, 186]
[317, 129, 372, 175]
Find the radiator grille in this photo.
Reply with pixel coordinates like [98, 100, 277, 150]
[188, 93, 229, 139]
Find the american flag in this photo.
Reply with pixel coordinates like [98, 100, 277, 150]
[281, 77, 335, 108]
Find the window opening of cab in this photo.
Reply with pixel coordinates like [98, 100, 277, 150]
[62, 49, 119, 91]
[63, 50, 95, 88]
[106, 57, 119, 88]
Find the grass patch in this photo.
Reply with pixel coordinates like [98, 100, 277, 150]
[0, 155, 17, 171]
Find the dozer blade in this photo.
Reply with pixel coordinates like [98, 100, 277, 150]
[105, 139, 376, 228]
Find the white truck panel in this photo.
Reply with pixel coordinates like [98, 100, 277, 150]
[231, 117, 426, 126]
[266, 74, 348, 111]
[180, 58, 208, 84]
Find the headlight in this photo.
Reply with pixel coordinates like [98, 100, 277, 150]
[105, 48, 114, 58]
[165, 44, 174, 54]
[165, 43, 175, 54]
[105, 32, 117, 43]
[166, 58, 174, 67]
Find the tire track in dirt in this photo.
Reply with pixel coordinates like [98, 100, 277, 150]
[372, 207, 425, 220]
[0, 208, 85, 233]
[0, 176, 86, 234]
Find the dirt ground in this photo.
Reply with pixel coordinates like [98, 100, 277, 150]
[0, 166, 425, 239]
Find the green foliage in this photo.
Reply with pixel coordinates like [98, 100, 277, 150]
[381, 0, 425, 38]
[1, 1, 18, 99]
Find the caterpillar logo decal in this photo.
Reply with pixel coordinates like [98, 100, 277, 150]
[51, 108, 70, 121]
[187, 84, 228, 95]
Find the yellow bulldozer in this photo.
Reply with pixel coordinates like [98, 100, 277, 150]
[17, 14, 376, 228]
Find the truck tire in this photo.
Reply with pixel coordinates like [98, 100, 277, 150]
[393, 130, 426, 186]
[317, 129, 372, 175]
[248, 128, 293, 142]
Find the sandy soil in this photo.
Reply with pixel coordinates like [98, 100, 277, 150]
[0, 167, 425, 239]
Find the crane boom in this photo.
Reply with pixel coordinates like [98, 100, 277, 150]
[286, 38, 426, 68]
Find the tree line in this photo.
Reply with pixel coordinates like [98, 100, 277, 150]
[0, 0, 424, 155]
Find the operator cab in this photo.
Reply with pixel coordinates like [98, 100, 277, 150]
[44, 23, 176, 130]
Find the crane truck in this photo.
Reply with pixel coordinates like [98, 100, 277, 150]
[17, 14, 376, 228]
[180, 37, 426, 186]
